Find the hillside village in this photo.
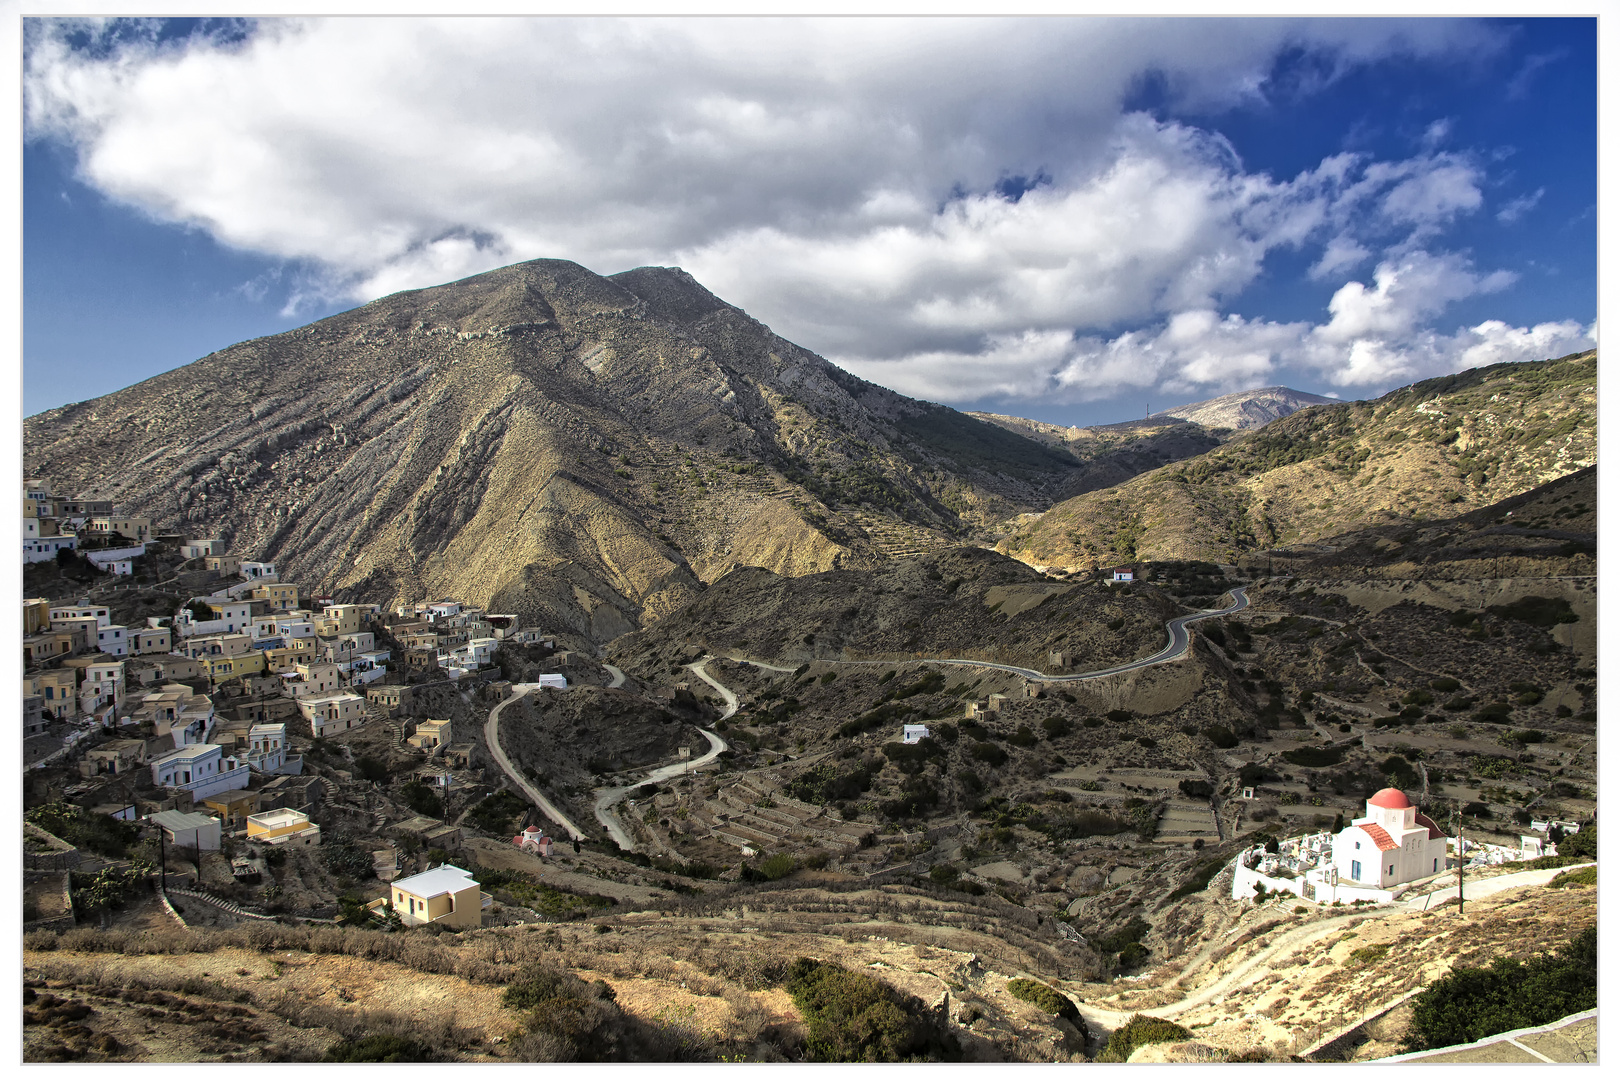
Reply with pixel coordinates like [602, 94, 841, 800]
[24, 476, 605, 928]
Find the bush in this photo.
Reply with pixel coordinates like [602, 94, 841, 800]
[325, 1034, 436, 1062]
[1546, 866, 1596, 889]
[1430, 677, 1462, 693]
[1106, 709, 1133, 723]
[1485, 596, 1579, 628]
[1281, 746, 1344, 768]
[1558, 824, 1596, 860]
[785, 958, 958, 1062]
[26, 802, 137, 858]
[1201, 725, 1239, 749]
[1178, 779, 1214, 800]
[1005, 979, 1078, 1021]
[969, 742, 1008, 767]
[1403, 927, 1596, 1051]
[1402, 689, 1435, 706]
[756, 853, 797, 881]
[354, 757, 389, 783]
[464, 790, 530, 834]
[1099, 1014, 1193, 1062]
[398, 780, 444, 819]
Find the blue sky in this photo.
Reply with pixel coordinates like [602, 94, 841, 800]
[23, 16, 1596, 427]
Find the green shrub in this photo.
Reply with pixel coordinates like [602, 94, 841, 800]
[757, 853, 797, 880]
[1005, 978, 1078, 1021]
[785, 958, 958, 1062]
[1558, 824, 1596, 860]
[1430, 677, 1461, 693]
[1201, 725, 1239, 749]
[1546, 867, 1596, 889]
[1106, 709, 1133, 723]
[325, 1034, 435, 1062]
[1485, 596, 1578, 628]
[1403, 926, 1596, 1051]
[1178, 779, 1214, 800]
[1282, 746, 1344, 768]
[969, 742, 1008, 767]
[1099, 1014, 1193, 1062]
[1402, 689, 1435, 706]
[1349, 943, 1390, 965]
[464, 790, 530, 834]
[26, 802, 137, 858]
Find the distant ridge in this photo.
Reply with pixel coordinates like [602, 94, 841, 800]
[1152, 386, 1340, 431]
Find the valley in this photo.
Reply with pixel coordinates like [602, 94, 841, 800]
[19, 262, 1598, 1064]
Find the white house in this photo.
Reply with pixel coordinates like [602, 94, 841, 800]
[239, 560, 277, 580]
[1110, 566, 1135, 583]
[1331, 788, 1448, 889]
[280, 661, 343, 700]
[242, 723, 288, 772]
[24, 536, 77, 563]
[298, 690, 366, 738]
[95, 624, 130, 657]
[149, 809, 223, 852]
[901, 724, 931, 745]
[177, 597, 255, 638]
[79, 659, 126, 714]
[50, 603, 112, 628]
[149, 743, 249, 799]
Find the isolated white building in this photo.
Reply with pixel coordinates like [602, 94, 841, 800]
[1331, 788, 1449, 888]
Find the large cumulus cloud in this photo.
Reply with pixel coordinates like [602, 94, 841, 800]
[24, 16, 1591, 407]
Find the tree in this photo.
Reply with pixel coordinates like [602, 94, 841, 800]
[1558, 824, 1596, 860]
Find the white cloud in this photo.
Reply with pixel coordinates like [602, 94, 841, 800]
[1496, 187, 1545, 223]
[24, 14, 1574, 410]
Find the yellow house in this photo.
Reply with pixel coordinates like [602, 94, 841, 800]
[28, 668, 77, 719]
[205, 554, 243, 574]
[252, 582, 299, 612]
[263, 639, 317, 673]
[379, 864, 489, 928]
[23, 598, 52, 635]
[313, 605, 365, 637]
[406, 718, 452, 751]
[203, 789, 261, 827]
[209, 652, 267, 683]
[244, 807, 322, 846]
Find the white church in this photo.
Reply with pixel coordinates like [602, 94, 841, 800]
[1330, 787, 1449, 888]
[1232, 786, 1452, 905]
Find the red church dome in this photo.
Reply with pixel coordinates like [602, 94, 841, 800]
[1368, 788, 1412, 809]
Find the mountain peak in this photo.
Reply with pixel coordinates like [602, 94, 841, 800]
[1152, 386, 1339, 431]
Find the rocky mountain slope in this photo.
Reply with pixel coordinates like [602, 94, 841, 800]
[998, 352, 1595, 570]
[1152, 386, 1339, 431]
[968, 414, 1224, 501]
[24, 259, 1083, 644]
[611, 546, 1179, 676]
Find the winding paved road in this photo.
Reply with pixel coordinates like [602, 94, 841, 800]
[603, 663, 626, 689]
[712, 587, 1248, 683]
[484, 686, 587, 841]
[590, 657, 733, 851]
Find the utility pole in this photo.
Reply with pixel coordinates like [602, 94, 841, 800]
[1455, 804, 1465, 916]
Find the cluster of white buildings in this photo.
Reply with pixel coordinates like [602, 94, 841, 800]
[1233, 788, 1452, 905]
[1231, 788, 1578, 906]
[23, 480, 152, 569]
